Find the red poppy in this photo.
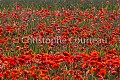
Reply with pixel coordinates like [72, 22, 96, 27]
[37, 23, 46, 29]
[42, 70, 48, 74]
[63, 52, 70, 56]
[91, 68, 98, 73]
[0, 73, 4, 78]
[98, 69, 106, 77]
[0, 27, 3, 35]
[106, 1, 110, 4]
[40, 73, 45, 78]
[16, 5, 22, 10]
[82, 62, 87, 69]
[6, 26, 14, 33]
[52, 63, 60, 69]
[80, 0, 84, 2]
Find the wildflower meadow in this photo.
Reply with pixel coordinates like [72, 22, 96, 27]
[0, 0, 120, 80]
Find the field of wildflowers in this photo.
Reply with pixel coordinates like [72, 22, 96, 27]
[0, 0, 120, 80]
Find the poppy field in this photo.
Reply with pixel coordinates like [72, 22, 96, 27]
[0, 0, 120, 80]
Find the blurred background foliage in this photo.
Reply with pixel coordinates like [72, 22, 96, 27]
[0, 0, 119, 11]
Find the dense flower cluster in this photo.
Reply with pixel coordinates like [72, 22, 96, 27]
[0, 51, 120, 80]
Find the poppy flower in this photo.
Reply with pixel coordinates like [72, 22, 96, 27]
[52, 63, 60, 69]
[6, 26, 14, 33]
[42, 70, 48, 74]
[16, 5, 22, 10]
[0, 27, 3, 34]
[0, 73, 4, 78]
[111, 70, 117, 75]
[82, 62, 87, 69]
[91, 68, 98, 73]
[63, 52, 70, 56]
[40, 73, 45, 78]
[106, 1, 110, 4]
[98, 69, 106, 77]
[80, 0, 84, 2]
